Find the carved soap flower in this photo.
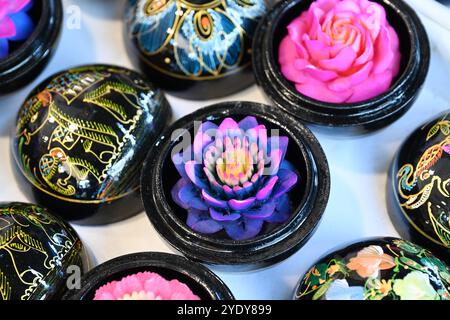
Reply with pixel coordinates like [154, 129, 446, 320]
[0, 0, 34, 59]
[171, 116, 299, 240]
[279, 0, 401, 103]
[94, 272, 200, 300]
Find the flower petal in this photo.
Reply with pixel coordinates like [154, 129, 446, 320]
[172, 179, 208, 210]
[209, 208, 241, 222]
[185, 160, 208, 189]
[222, 218, 264, 240]
[201, 189, 228, 209]
[187, 209, 223, 234]
[256, 176, 278, 201]
[193, 121, 217, 158]
[272, 169, 298, 198]
[296, 80, 353, 103]
[218, 118, 240, 136]
[265, 194, 291, 223]
[0, 16, 16, 38]
[372, 26, 394, 74]
[318, 46, 357, 73]
[228, 197, 256, 211]
[242, 201, 277, 219]
[238, 116, 258, 131]
[8, 11, 33, 41]
[0, 38, 8, 59]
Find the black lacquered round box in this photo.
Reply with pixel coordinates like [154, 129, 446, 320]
[11, 65, 172, 225]
[124, 0, 272, 100]
[0, 202, 88, 300]
[294, 237, 449, 300]
[253, 0, 430, 133]
[0, 0, 62, 95]
[141, 101, 330, 270]
[63, 252, 234, 300]
[388, 111, 450, 261]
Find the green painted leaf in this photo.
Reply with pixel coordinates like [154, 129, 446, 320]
[441, 123, 450, 135]
[312, 281, 331, 300]
[400, 256, 424, 271]
[427, 124, 440, 141]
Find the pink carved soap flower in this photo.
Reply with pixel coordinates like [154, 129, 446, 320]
[279, 0, 401, 103]
[171, 116, 298, 240]
[0, 0, 34, 59]
[94, 272, 200, 300]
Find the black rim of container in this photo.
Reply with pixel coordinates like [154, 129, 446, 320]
[0, 0, 63, 93]
[63, 252, 234, 300]
[252, 0, 430, 128]
[141, 101, 330, 268]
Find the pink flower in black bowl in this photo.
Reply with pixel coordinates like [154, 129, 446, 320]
[171, 116, 298, 240]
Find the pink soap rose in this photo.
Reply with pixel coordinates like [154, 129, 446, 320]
[278, 0, 401, 103]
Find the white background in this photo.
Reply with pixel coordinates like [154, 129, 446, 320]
[0, 0, 449, 300]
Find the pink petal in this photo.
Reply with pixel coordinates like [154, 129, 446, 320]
[318, 46, 357, 72]
[296, 80, 353, 103]
[304, 39, 330, 62]
[354, 30, 374, 66]
[373, 26, 394, 74]
[303, 64, 339, 82]
[347, 70, 393, 102]
[328, 61, 373, 91]
[0, 16, 16, 38]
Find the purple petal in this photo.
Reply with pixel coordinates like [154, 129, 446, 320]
[201, 189, 228, 209]
[0, 39, 8, 59]
[256, 125, 268, 153]
[193, 121, 217, 158]
[268, 136, 288, 162]
[272, 169, 298, 198]
[9, 12, 34, 41]
[256, 176, 278, 201]
[443, 144, 450, 155]
[223, 218, 264, 240]
[266, 149, 282, 175]
[242, 201, 277, 219]
[209, 208, 241, 222]
[185, 161, 208, 189]
[238, 116, 258, 131]
[265, 194, 291, 223]
[218, 118, 239, 133]
[187, 209, 223, 234]
[222, 185, 235, 198]
[280, 159, 296, 171]
[228, 197, 256, 211]
[171, 179, 208, 210]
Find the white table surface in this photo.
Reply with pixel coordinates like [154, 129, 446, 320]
[0, 0, 449, 300]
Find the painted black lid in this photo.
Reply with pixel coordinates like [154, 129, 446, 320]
[388, 111, 450, 261]
[0, 202, 87, 300]
[123, 0, 272, 100]
[11, 65, 172, 225]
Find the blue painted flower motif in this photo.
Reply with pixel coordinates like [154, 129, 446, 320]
[126, 0, 267, 79]
[0, 0, 34, 59]
[171, 116, 299, 240]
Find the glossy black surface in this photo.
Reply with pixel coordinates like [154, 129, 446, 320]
[141, 101, 330, 270]
[294, 237, 449, 300]
[0, 202, 87, 300]
[388, 111, 450, 260]
[12, 65, 172, 225]
[63, 252, 234, 300]
[124, 0, 272, 100]
[253, 0, 430, 133]
[0, 0, 62, 95]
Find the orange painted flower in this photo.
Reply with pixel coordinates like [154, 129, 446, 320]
[347, 245, 395, 278]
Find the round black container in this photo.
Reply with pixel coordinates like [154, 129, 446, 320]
[0, 0, 63, 95]
[11, 65, 172, 225]
[141, 101, 330, 270]
[294, 237, 449, 300]
[124, 0, 272, 100]
[253, 0, 430, 132]
[63, 252, 234, 300]
[0, 202, 88, 300]
[388, 111, 450, 261]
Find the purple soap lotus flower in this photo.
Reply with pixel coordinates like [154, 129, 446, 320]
[171, 116, 299, 240]
[0, 0, 34, 59]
